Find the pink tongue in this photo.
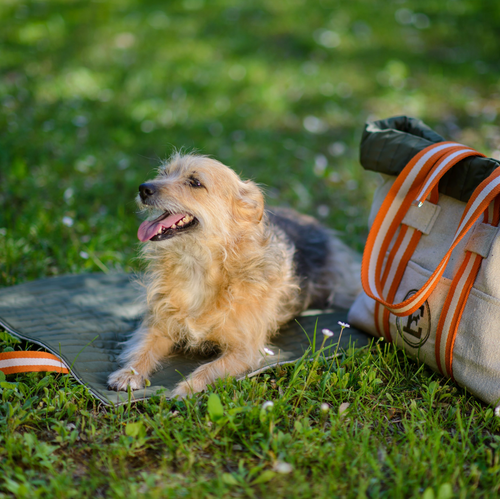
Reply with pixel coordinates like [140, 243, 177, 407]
[137, 213, 186, 242]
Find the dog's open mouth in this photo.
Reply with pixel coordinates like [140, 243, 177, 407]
[137, 212, 198, 242]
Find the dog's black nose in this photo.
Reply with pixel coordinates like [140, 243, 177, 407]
[139, 183, 156, 201]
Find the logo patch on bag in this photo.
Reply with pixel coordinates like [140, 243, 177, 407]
[396, 289, 431, 348]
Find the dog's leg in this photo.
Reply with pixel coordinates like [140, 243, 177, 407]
[171, 347, 261, 398]
[108, 324, 174, 391]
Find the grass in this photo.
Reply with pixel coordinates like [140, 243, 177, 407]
[2, 330, 500, 498]
[1, 0, 500, 497]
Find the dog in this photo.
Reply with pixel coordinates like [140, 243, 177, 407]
[108, 153, 361, 397]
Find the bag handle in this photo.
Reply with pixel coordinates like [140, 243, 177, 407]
[362, 141, 491, 317]
[373, 145, 485, 340]
[414, 146, 485, 207]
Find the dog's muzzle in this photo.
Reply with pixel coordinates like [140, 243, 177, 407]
[136, 183, 199, 242]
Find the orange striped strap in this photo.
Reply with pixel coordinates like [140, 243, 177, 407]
[435, 196, 500, 378]
[374, 187, 440, 341]
[0, 351, 69, 375]
[362, 141, 488, 318]
[374, 224, 422, 340]
[414, 147, 481, 206]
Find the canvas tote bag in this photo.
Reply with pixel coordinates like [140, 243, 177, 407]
[348, 122, 500, 405]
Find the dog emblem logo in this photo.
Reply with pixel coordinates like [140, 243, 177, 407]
[395, 289, 431, 348]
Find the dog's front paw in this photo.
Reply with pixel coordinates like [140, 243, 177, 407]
[171, 377, 208, 399]
[108, 367, 145, 391]
[170, 381, 192, 399]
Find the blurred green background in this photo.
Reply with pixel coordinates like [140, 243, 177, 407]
[1, 0, 499, 286]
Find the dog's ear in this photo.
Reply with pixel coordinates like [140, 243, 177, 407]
[233, 180, 264, 223]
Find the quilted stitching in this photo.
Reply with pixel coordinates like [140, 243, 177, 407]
[0, 273, 370, 405]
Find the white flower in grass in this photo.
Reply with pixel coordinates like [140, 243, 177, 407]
[322, 328, 334, 337]
[262, 401, 274, 411]
[320, 403, 330, 413]
[263, 347, 274, 356]
[495, 405, 500, 418]
[62, 216, 74, 227]
[274, 461, 293, 474]
[338, 321, 350, 328]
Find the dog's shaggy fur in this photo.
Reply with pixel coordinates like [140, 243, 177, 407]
[108, 154, 361, 397]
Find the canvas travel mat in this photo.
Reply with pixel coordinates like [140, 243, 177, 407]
[0, 273, 370, 405]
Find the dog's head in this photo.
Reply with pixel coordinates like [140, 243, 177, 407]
[136, 154, 264, 243]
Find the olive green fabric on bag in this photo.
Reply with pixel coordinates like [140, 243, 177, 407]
[361, 116, 500, 202]
[0, 273, 370, 405]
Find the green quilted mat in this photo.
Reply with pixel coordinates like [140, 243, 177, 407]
[0, 273, 370, 405]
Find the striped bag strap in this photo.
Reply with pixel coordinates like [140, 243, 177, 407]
[435, 187, 500, 379]
[362, 141, 490, 320]
[0, 351, 69, 375]
[373, 143, 486, 340]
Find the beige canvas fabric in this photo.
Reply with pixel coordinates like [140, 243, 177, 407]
[349, 173, 500, 405]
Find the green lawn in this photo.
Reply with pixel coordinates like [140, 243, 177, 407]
[1, 0, 500, 497]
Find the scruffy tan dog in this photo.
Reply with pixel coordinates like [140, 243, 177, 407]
[108, 153, 361, 397]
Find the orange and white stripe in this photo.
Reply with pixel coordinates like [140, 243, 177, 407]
[362, 142, 492, 319]
[435, 195, 500, 378]
[374, 224, 421, 340]
[361, 138, 500, 379]
[435, 251, 482, 377]
[374, 186, 441, 340]
[382, 169, 500, 318]
[0, 351, 69, 375]
[363, 142, 463, 307]
[414, 148, 485, 207]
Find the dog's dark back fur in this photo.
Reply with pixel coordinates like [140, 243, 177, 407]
[267, 207, 337, 309]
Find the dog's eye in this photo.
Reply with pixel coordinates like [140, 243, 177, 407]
[188, 176, 203, 188]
